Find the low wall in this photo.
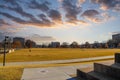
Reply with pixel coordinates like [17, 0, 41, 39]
[115, 53, 120, 63]
[94, 63, 120, 79]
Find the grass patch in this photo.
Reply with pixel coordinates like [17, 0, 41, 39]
[0, 48, 119, 62]
[0, 67, 23, 80]
[0, 59, 114, 80]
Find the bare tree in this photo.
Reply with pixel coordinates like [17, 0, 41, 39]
[25, 40, 33, 52]
[12, 40, 22, 49]
[61, 42, 69, 48]
[70, 41, 79, 48]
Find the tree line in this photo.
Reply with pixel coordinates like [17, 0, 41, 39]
[0, 38, 120, 49]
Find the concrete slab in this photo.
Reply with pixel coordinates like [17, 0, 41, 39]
[21, 64, 93, 80]
[21, 61, 113, 80]
[21, 67, 71, 80]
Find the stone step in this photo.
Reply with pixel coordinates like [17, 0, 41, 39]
[77, 68, 119, 80]
[94, 63, 120, 79]
[115, 53, 120, 63]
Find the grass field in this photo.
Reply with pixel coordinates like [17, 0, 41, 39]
[0, 48, 119, 80]
[0, 48, 120, 62]
[0, 59, 114, 80]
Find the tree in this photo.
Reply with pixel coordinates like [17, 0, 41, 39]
[85, 42, 90, 48]
[70, 41, 79, 48]
[25, 40, 33, 52]
[61, 42, 69, 48]
[12, 40, 22, 49]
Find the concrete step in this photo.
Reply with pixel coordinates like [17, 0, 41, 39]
[115, 53, 120, 64]
[94, 63, 120, 79]
[77, 68, 119, 80]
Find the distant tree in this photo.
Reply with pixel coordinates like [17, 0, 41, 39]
[107, 39, 114, 48]
[85, 42, 90, 48]
[12, 40, 22, 49]
[70, 41, 79, 48]
[61, 42, 69, 48]
[93, 41, 100, 48]
[25, 40, 33, 52]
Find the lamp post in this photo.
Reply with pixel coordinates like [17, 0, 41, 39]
[3, 36, 9, 66]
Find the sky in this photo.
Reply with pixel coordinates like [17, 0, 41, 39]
[0, 0, 120, 44]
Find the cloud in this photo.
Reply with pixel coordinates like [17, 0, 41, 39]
[0, 12, 27, 24]
[29, 0, 50, 12]
[48, 9, 62, 23]
[38, 14, 52, 24]
[0, 4, 36, 21]
[61, 0, 82, 23]
[26, 34, 56, 44]
[4, 0, 18, 6]
[77, 0, 86, 7]
[91, 0, 120, 11]
[0, 19, 10, 26]
[81, 9, 102, 23]
[0, 32, 5, 41]
[0, 12, 54, 27]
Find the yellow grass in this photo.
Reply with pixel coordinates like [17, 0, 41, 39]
[0, 48, 119, 62]
[0, 67, 23, 80]
[0, 59, 114, 80]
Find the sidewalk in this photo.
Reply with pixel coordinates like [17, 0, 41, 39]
[0, 55, 114, 66]
[21, 60, 114, 80]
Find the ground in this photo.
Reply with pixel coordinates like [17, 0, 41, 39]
[0, 48, 120, 80]
[0, 48, 119, 62]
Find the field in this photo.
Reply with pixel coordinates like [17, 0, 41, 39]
[0, 48, 120, 80]
[0, 48, 120, 62]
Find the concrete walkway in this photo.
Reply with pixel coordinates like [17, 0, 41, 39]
[0, 55, 114, 66]
[21, 63, 93, 80]
[21, 60, 114, 80]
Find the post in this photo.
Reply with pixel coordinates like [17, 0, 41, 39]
[3, 38, 6, 66]
[3, 36, 8, 66]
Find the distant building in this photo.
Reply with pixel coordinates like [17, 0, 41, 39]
[112, 33, 120, 41]
[112, 33, 120, 48]
[13, 37, 25, 48]
[51, 42, 60, 48]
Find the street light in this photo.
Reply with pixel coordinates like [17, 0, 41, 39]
[3, 36, 9, 66]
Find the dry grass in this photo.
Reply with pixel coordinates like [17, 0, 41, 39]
[0, 48, 119, 80]
[0, 48, 119, 62]
[0, 59, 114, 80]
[0, 67, 23, 80]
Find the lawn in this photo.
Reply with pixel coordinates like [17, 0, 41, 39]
[0, 59, 113, 80]
[0, 48, 119, 62]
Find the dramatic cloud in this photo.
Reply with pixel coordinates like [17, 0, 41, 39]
[0, 19, 9, 26]
[26, 34, 56, 44]
[0, 32, 5, 41]
[4, 0, 18, 6]
[0, 12, 27, 24]
[61, 0, 82, 23]
[81, 9, 102, 23]
[48, 9, 62, 23]
[0, 4, 36, 21]
[0, 11, 54, 27]
[38, 14, 51, 24]
[82, 9, 113, 23]
[91, 0, 120, 11]
[77, 0, 86, 7]
[0, 0, 119, 30]
[29, 0, 50, 12]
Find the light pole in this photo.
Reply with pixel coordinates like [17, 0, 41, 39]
[3, 36, 9, 66]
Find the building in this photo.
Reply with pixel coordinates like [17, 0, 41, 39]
[13, 37, 25, 48]
[51, 42, 60, 48]
[112, 33, 120, 42]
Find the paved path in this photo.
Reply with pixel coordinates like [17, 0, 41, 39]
[0, 55, 114, 66]
[21, 63, 93, 80]
[21, 60, 114, 80]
